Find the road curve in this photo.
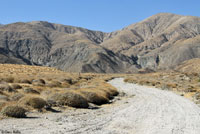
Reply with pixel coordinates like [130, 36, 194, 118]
[106, 78, 200, 134]
[1, 78, 200, 134]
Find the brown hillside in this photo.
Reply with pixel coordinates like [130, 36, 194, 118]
[0, 13, 200, 72]
[175, 58, 200, 73]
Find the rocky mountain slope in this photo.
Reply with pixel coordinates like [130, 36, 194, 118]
[0, 13, 200, 73]
[101, 13, 200, 70]
[0, 21, 138, 73]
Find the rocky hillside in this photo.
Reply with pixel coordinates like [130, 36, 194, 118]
[101, 13, 200, 70]
[0, 21, 138, 73]
[0, 13, 200, 73]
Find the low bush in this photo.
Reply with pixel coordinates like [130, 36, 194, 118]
[11, 84, 22, 89]
[124, 78, 137, 83]
[19, 79, 32, 84]
[0, 95, 9, 101]
[46, 81, 62, 88]
[0, 84, 15, 92]
[103, 87, 119, 97]
[61, 82, 70, 88]
[10, 93, 24, 101]
[24, 88, 40, 94]
[1, 77, 14, 83]
[49, 91, 89, 108]
[0, 101, 6, 111]
[61, 78, 73, 84]
[1, 105, 27, 118]
[79, 89, 109, 105]
[32, 79, 46, 86]
[21, 97, 47, 109]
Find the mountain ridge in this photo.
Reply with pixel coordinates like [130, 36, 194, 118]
[0, 13, 200, 73]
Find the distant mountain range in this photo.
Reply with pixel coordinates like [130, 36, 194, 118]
[0, 13, 200, 73]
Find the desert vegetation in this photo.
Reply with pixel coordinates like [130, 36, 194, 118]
[124, 70, 200, 103]
[0, 64, 118, 118]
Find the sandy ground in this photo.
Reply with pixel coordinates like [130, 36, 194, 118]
[1, 78, 200, 134]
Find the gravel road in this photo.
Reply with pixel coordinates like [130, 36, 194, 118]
[1, 78, 200, 134]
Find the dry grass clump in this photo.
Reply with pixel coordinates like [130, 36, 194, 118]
[79, 89, 109, 105]
[1, 105, 27, 118]
[61, 82, 71, 88]
[0, 77, 15, 83]
[10, 84, 22, 89]
[0, 95, 9, 101]
[0, 91, 4, 95]
[49, 91, 89, 108]
[24, 88, 40, 94]
[20, 97, 47, 109]
[46, 81, 62, 88]
[60, 78, 73, 84]
[0, 84, 15, 92]
[18, 79, 32, 84]
[10, 93, 24, 101]
[32, 79, 46, 86]
[100, 84, 119, 97]
[0, 101, 6, 111]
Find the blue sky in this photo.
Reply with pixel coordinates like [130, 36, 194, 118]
[0, 0, 200, 32]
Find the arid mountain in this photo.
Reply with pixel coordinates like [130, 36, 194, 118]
[101, 13, 200, 70]
[0, 13, 200, 73]
[0, 21, 138, 73]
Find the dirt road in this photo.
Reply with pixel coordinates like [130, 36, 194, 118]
[1, 78, 200, 134]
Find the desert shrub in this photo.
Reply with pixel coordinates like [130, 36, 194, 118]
[184, 88, 197, 93]
[166, 83, 178, 88]
[49, 91, 89, 108]
[0, 101, 6, 111]
[24, 88, 40, 94]
[11, 84, 22, 89]
[1, 77, 14, 83]
[71, 79, 79, 84]
[79, 90, 109, 105]
[61, 82, 70, 88]
[161, 84, 171, 90]
[22, 97, 47, 109]
[19, 79, 32, 84]
[1, 105, 27, 118]
[104, 87, 119, 97]
[0, 95, 9, 101]
[99, 89, 115, 99]
[82, 76, 92, 81]
[10, 93, 24, 101]
[61, 78, 73, 84]
[124, 78, 137, 83]
[194, 92, 200, 100]
[32, 79, 46, 86]
[0, 84, 15, 92]
[46, 81, 62, 88]
[78, 79, 88, 83]
[0, 91, 3, 95]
